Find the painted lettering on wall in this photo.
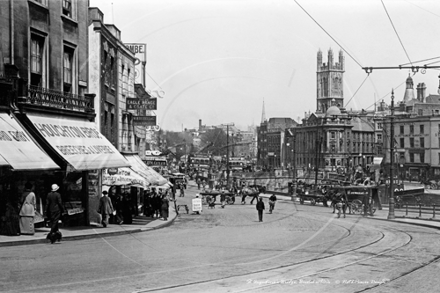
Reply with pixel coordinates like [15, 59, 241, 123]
[56, 145, 115, 156]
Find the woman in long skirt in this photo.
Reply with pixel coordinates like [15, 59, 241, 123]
[19, 182, 36, 235]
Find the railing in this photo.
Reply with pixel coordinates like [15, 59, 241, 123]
[24, 85, 94, 113]
[396, 204, 440, 219]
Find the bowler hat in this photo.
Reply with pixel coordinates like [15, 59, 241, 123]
[102, 190, 108, 195]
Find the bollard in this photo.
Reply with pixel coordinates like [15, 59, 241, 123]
[405, 204, 408, 216]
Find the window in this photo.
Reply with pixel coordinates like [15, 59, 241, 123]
[410, 138, 414, 148]
[331, 132, 335, 139]
[420, 153, 425, 163]
[410, 125, 414, 134]
[438, 153, 440, 165]
[63, 47, 74, 94]
[400, 138, 404, 148]
[30, 34, 45, 87]
[418, 109, 423, 116]
[377, 123, 383, 130]
[400, 125, 404, 134]
[420, 125, 424, 134]
[410, 153, 414, 163]
[62, 0, 72, 17]
[420, 137, 424, 148]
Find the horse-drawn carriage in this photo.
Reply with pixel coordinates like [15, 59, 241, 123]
[199, 190, 235, 205]
[330, 185, 380, 216]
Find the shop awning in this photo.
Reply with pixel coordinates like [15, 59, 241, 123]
[102, 167, 149, 188]
[27, 114, 130, 170]
[124, 154, 168, 186]
[0, 113, 59, 170]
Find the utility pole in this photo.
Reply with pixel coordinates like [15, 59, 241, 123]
[388, 90, 395, 220]
[293, 133, 297, 196]
[227, 124, 229, 188]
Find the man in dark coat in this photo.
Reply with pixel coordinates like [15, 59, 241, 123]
[256, 198, 265, 222]
[161, 196, 169, 221]
[45, 184, 64, 243]
[269, 194, 277, 214]
[98, 190, 114, 227]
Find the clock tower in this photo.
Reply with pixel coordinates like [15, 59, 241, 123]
[316, 49, 345, 113]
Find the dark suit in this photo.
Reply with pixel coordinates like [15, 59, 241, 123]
[45, 191, 64, 235]
[98, 195, 114, 227]
[256, 200, 265, 222]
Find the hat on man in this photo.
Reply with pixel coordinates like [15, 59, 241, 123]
[51, 184, 59, 191]
[102, 190, 108, 195]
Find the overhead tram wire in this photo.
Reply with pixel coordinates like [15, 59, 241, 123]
[344, 75, 370, 108]
[381, 0, 412, 66]
[361, 80, 406, 111]
[400, 56, 440, 67]
[293, 0, 363, 69]
[146, 71, 164, 91]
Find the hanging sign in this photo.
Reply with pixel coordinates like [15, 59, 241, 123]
[133, 116, 156, 126]
[126, 98, 157, 110]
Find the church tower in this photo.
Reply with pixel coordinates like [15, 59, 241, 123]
[316, 48, 345, 113]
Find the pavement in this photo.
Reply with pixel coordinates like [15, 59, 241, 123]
[2, 181, 440, 247]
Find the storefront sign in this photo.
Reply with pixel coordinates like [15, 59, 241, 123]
[124, 43, 147, 85]
[133, 116, 156, 126]
[108, 168, 118, 175]
[126, 98, 157, 110]
[28, 114, 130, 170]
[0, 113, 59, 170]
[102, 167, 148, 188]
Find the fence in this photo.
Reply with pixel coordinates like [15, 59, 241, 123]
[396, 204, 440, 220]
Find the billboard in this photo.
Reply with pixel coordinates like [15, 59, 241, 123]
[133, 116, 156, 126]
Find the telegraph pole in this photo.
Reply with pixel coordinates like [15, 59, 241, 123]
[388, 90, 395, 220]
[226, 124, 229, 188]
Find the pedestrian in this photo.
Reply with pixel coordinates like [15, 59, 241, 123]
[256, 197, 265, 222]
[143, 190, 152, 217]
[269, 194, 277, 214]
[250, 187, 259, 204]
[98, 190, 115, 228]
[220, 189, 226, 208]
[0, 195, 20, 236]
[19, 182, 36, 235]
[122, 192, 133, 224]
[197, 178, 201, 190]
[161, 195, 169, 221]
[241, 187, 248, 204]
[179, 183, 185, 197]
[45, 184, 65, 244]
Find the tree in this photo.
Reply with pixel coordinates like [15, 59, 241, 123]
[200, 128, 227, 156]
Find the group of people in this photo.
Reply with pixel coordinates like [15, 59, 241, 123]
[0, 182, 65, 244]
[142, 188, 171, 221]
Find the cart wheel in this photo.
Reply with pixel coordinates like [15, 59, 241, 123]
[311, 199, 316, 206]
[351, 200, 363, 214]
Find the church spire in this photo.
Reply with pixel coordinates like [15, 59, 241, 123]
[261, 98, 266, 123]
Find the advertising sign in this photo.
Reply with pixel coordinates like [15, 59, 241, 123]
[192, 197, 202, 212]
[125, 43, 147, 85]
[133, 116, 156, 126]
[126, 98, 157, 110]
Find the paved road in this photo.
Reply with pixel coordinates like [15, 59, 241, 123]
[1, 185, 440, 293]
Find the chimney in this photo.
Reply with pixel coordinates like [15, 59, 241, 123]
[199, 119, 202, 131]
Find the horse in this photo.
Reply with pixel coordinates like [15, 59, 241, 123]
[331, 192, 347, 218]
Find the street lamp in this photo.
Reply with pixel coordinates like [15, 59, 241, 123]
[388, 90, 395, 220]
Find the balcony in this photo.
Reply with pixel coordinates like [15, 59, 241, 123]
[22, 85, 94, 114]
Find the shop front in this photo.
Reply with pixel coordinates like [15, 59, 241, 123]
[16, 113, 130, 226]
[0, 112, 60, 235]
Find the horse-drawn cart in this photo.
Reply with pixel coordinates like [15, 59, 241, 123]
[296, 184, 329, 207]
[331, 185, 381, 216]
[199, 190, 235, 205]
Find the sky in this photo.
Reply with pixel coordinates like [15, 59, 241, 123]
[89, 0, 440, 132]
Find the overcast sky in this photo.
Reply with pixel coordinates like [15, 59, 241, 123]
[89, 0, 440, 132]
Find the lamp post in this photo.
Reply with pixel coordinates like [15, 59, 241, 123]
[388, 90, 395, 220]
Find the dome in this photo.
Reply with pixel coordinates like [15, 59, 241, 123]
[325, 106, 341, 117]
